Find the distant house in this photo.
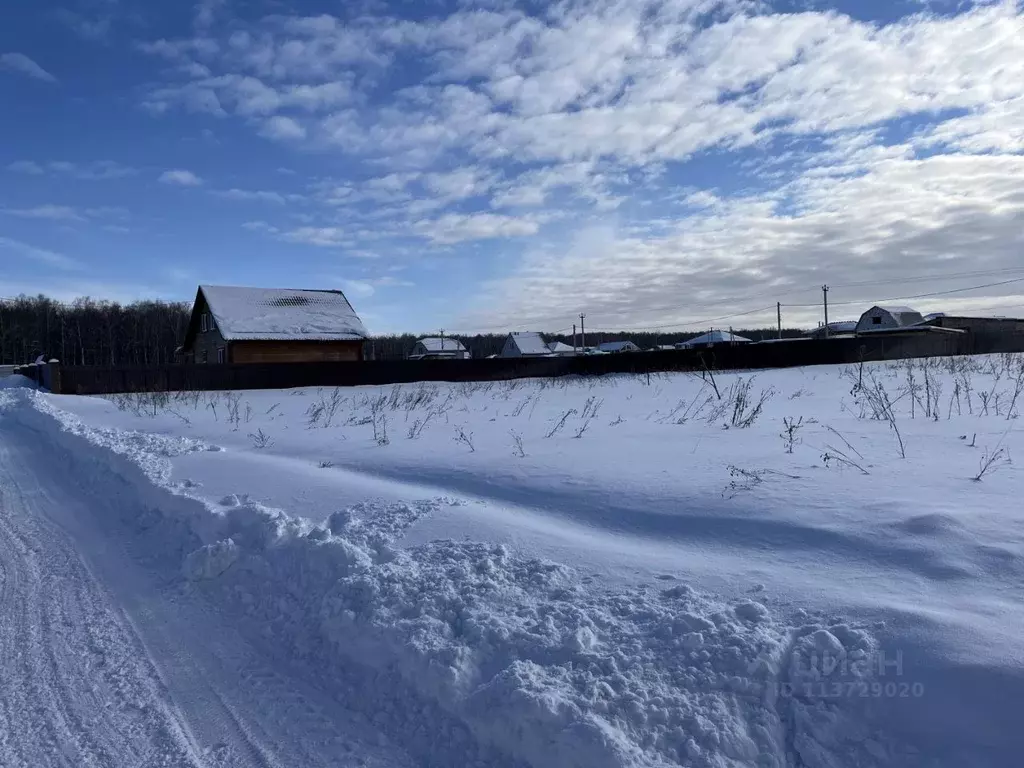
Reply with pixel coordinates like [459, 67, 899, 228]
[803, 321, 858, 339]
[501, 332, 552, 357]
[598, 340, 641, 353]
[547, 341, 577, 357]
[409, 337, 470, 360]
[677, 330, 752, 349]
[923, 314, 1024, 338]
[856, 305, 924, 333]
[181, 285, 368, 364]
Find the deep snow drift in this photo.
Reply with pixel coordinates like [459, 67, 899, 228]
[15, 355, 1024, 766]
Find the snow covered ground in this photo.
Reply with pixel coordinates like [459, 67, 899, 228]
[3, 355, 1024, 766]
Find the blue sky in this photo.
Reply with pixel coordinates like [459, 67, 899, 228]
[2, 0, 1023, 334]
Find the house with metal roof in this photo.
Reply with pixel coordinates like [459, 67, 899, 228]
[501, 332, 552, 357]
[598, 340, 641, 353]
[547, 341, 578, 356]
[409, 337, 471, 360]
[855, 305, 924, 333]
[181, 285, 368, 364]
[803, 321, 858, 339]
[676, 330, 752, 349]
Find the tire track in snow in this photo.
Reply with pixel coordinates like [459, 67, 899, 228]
[0, 444, 203, 768]
[0, 405, 415, 768]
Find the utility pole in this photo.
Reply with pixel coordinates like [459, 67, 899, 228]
[777, 302, 782, 340]
[822, 285, 830, 338]
[572, 323, 577, 354]
[579, 313, 586, 351]
[439, 328, 445, 351]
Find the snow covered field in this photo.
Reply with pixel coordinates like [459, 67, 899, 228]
[3, 355, 1024, 766]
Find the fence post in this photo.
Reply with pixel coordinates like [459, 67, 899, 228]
[47, 360, 62, 393]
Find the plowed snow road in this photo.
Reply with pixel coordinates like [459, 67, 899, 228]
[0, 413, 412, 768]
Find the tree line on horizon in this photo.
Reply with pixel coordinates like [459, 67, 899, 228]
[0, 294, 804, 366]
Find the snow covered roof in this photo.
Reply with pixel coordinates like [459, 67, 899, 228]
[416, 337, 468, 352]
[198, 286, 368, 342]
[547, 341, 576, 353]
[803, 321, 858, 336]
[507, 332, 551, 355]
[874, 305, 918, 316]
[678, 330, 752, 347]
[598, 341, 639, 352]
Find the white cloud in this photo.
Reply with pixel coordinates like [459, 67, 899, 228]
[340, 279, 375, 298]
[2, 205, 85, 222]
[8, 161, 45, 175]
[260, 115, 307, 141]
[0, 52, 57, 83]
[465, 151, 1024, 330]
[132, 1, 1024, 328]
[417, 212, 540, 244]
[53, 9, 112, 42]
[281, 226, 348, 247]
[195, 0, 227, 32]
[212, 188, 290, 204]
[84, 206, 131, 220]
[136, 2, 1024, 170]
[146, 75, 353, 119]
[0, 236, 80, 270]
[159, 169, 204, 186]
[137, 38, 221, 62]
[0, 279, 186, 305]
[241, 220, 279, 233]
[9, 160, 137, 180]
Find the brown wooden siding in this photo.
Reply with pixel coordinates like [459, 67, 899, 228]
[229, 340, 363, 364]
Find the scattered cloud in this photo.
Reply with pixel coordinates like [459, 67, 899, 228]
[195, 0, 227, 32]
[241, 220, 279, 233]
[0, 52, 57, 83]
[2, 205, 85, 222]
[281, 226, 348, 247]
[159, 169, 204, 186]
[416, 212, 540, 244]
[340, 279, 375, 298]
[8, 161, 45, 175]
[11, 1, 1024, 329]
[212, 188, 290, 204]
[8, 160, 137, 180]
[463, 151, 1024, 330]
[260, 115, 306, 141]
[53, 9, 113, 42]
[0, 236, 80, 270]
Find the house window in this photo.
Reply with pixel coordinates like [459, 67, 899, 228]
[872, 316, 882, 325]
[201, 313, 208, 332]
[217, 347, 226, 364]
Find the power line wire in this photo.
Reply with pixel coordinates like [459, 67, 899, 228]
[547, 267, 1024, 335]
[784, 276, 1024, 308]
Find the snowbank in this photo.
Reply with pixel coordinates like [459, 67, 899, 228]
[10, 388, 898, 768]
[17, 355, 1024, 766]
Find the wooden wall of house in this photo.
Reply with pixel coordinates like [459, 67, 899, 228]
[933, 317, 1024, 354]
[230, 341, 363, 364]
[186, 293, 229, 364]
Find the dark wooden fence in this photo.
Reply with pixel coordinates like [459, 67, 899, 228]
[35, 327, 1011, 396]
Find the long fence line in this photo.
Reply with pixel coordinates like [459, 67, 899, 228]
[13, 328, 1020, 396]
